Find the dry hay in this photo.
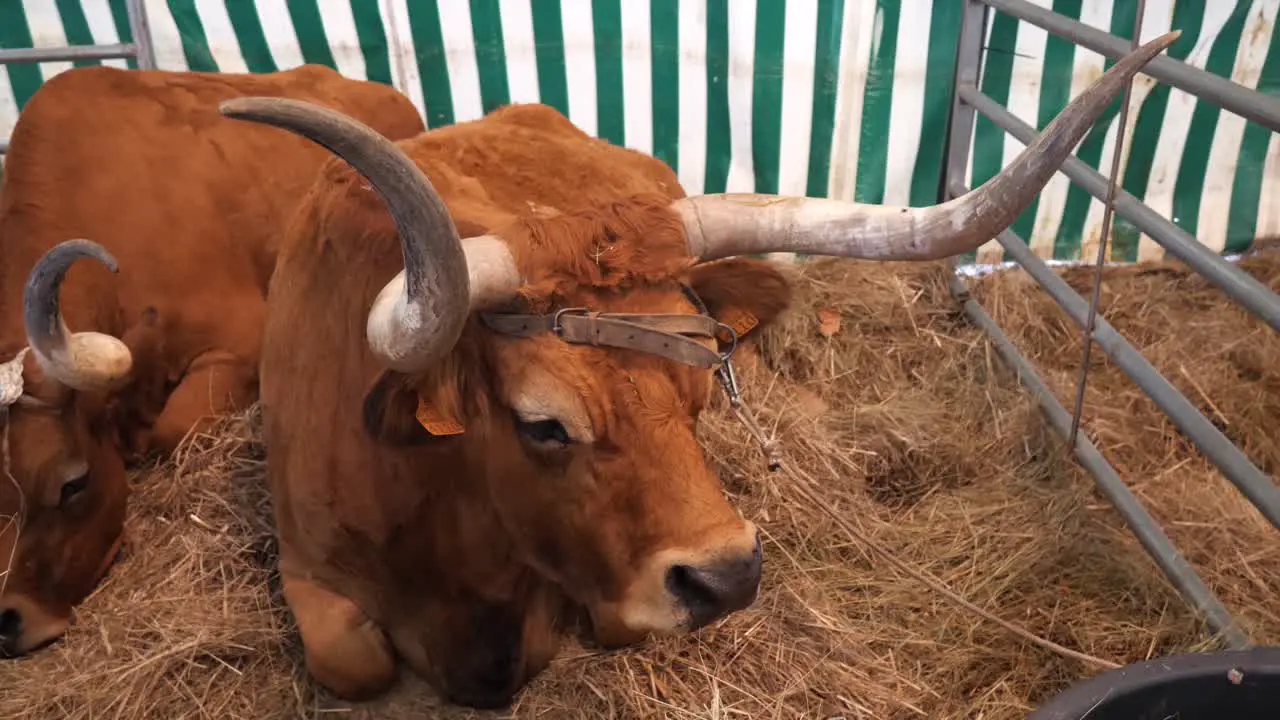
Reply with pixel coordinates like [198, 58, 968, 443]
[2, 252, 1277, 719]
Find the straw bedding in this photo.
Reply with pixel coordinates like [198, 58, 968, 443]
[2, 252, 1276, 719]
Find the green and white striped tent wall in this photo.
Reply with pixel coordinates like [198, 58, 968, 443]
[2, 0, 1278, 264]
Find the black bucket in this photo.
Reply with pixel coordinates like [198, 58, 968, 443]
[1028, 647, 1280, 720]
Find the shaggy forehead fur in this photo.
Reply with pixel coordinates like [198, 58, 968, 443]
[310, 103, 697, 310]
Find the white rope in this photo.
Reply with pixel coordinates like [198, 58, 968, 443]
[0, 346, 30, 595]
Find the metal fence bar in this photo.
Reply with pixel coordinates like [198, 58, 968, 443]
[125, 0, 157, 70]
[940, 0, 1280, 648]
[953, 181, 1280, 530]
[957, 84, 1280, 334]
[979, 0, 1280, 134]
[946, 269, 1250, 649]
[0, 0, 153, 156]
[0, 45, 138, 65]
[942, 0, 989, 199]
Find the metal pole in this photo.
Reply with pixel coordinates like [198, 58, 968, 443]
[950, 184, 1280, 530]
[0, 45, 137, 65]
[125, 0, 157, 70]
[1067, 0, 1146, 451]
[958, 84, 1280, 334]
[978, 0, 1280, 134]
[942, 0, 989, 202]
[946, 270, 1251, 649]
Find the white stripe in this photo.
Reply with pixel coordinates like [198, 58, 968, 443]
[0, 62, 18, 143]
[560, 0, 598, 136]
[1137, 2, 1236, 258]
[676, 1, 707, 194]
[1030, 0, 1116, 258]
[82, 0, 130, 70]
[1198, 0, 1276, 253]
[776, 0, 819, 198]
[882, 0, 931, 207]
[1078, 2, 1173, 261]
[436, 0, 484, 121]
[254, 0, 306, 71]
[192, 0, 250, 73]
[140, 0, 191, 71]
[498, 0, 540, 104]
[315, 0, 369, 81]
[620, 0, 653, 154]
[1257, 132, 1280, 238]
[21, 0, 74, 82]
[724, 0, 756, 192]
[382, 0, 425, 116]
[828, 0, 875, 202]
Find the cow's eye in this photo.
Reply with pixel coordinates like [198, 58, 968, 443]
[59, 472, 90, 507]
[515, 417, 572, 447]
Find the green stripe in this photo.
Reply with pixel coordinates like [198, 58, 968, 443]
[854, 0, 900, 204]
[54, 0, 101, 69]
[908, 0, 961, 205]
[285, 0, 338, 69]
[405, 0, 454, 128]
[530, 0, 569, 115]
[807, 0, 846, 199]
[1171, 0, 1252, 245]
[1011, 0, 1083, 244]
[0, 3, 45, 109]
[1226, 21, 1280, 253]
[470, 0, 510, 114]
[650, 0, 680, 173]
[166, 0, 219, 72]
[225, 0, 280, 73]
[349, 0, 394, 85]
[1053, 0, 1137, 260]
[592, 0, 625, 146]
[107, 0, 139, 69]
[751, 0, 786, 195]
[970, 12, 1018, 196]
[704, 0, 731, 194]
[1116, 2, 1206, 261]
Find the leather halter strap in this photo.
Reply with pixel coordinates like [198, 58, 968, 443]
[479, 308, 734, 369]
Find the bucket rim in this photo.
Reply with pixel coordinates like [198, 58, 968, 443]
[1028, 646, 1280, 720]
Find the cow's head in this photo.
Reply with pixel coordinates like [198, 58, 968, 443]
[220, 32, 1176, 645]
[0, 240, 137, 657]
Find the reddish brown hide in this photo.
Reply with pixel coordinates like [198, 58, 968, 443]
[228, 30, 1176, 711]
[256, 104, 784, 708]
[0, 64, 424, 661]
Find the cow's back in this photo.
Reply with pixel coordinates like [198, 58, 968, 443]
[0, 65, 423, 354]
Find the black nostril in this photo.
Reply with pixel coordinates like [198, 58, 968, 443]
[666, 548, 764, 629]
[0, 608, 22, 655]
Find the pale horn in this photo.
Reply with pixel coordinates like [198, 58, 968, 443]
[23, 239, 134, 392]
[218, 97, 520, 374]
[674, 30, 1181, 263]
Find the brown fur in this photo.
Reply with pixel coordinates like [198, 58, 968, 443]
[262, 103, 793, 707]
[0, 65, 424, 657]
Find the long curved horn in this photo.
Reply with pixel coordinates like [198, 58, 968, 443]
[23, 239, 133, 392]
[218, 97, 520, 373]
[674, 30, 1180, 263]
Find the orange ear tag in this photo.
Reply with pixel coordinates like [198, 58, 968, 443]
[416, 396, 466, 436]
[716, 308, 759, 343]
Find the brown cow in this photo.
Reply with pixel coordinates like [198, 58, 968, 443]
[0, 64, 424, 659]
[220, 33, 1178, 709]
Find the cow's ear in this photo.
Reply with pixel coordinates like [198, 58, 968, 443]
[362, 369, 468, 447]
[686, 258, 792, 342]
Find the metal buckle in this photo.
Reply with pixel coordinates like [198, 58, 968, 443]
[550, 307, 590, 336]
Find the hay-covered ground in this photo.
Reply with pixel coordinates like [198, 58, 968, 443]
[2, 253, 1277, 719]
